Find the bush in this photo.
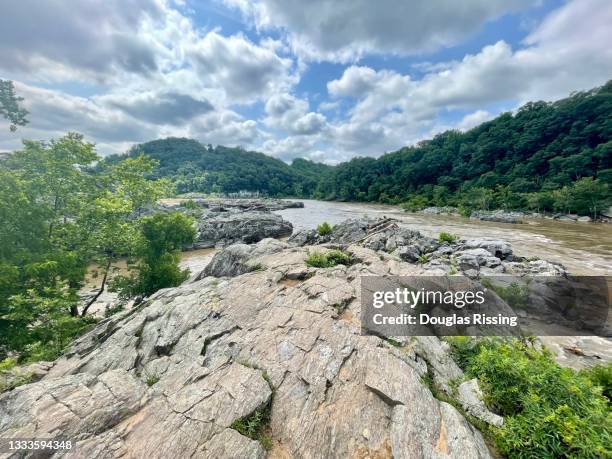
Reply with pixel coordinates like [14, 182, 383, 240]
[316, 222, 334, 236]
[305, 250, 351, 268]
[447, 338, 611, 458]
[400, 195, 429, 212]
[482, 280, 529, 309]
[439, 232, 458, 243]
[582, 363, 612, 400]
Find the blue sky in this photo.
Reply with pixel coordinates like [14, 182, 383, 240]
[1, 0, 611, 163]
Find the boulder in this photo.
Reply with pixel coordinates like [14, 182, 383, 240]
[461, 239, 512, 259]
[395, 245, 421, 262]
[457, 379, 504, 427]
[470, 210, 524, 224]
[196, 211, 293, 248]
[454, 249, 501, 270]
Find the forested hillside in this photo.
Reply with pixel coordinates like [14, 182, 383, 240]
[103, 138, 333, 197]
[104, 81, 611, 216]
[314, 80, 612, 216]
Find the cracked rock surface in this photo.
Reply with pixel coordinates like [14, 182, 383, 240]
[0, 238, 493, 458]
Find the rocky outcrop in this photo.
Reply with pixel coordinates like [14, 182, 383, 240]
[195, 211, 293, 248]
[420, 206, 460, 216]
[470, 210, 524, 224]
[0, 239, 494, 458]
[289, 217, 566, 278]
[184, 197, 303, 212]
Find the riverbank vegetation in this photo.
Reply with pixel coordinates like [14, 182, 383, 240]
[448, 337, 611, 458]
[0, 134, 194, 363]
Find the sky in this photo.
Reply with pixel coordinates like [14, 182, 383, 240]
[1, 0, 611, 164]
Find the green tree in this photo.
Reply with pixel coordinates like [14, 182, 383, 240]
[0, 133, 174, 359]
[571, 177, 609, 218]
[0, 80, 28, 131]
[111, 212, 195, 298]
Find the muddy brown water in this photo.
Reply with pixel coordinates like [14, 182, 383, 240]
[274, 200, 612, 275]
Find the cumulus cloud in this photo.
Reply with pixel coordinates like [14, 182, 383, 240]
[187, 32, 297, 103]
[324, 0, 612, 158]
[457, 110, 494, 131]
[263, 93, 327, 135]
[224, 0, 533, 61]
[103, 91, 214, 125]
[0, 0, 165, 81]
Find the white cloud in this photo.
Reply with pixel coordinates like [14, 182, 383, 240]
[187, 32, 297, 103]
[457, 110, 494, 131]
[0, 0, 165, 82]
[263, 93, 327, 135]
[324, 0, 612, 159]
[224, 0, 533, 62]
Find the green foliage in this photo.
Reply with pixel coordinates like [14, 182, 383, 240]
[482, 280, 529, 309]
[401, 195, 429, 212]
[305, 250, 351, 268]
[312, 81, 612, 214]
[230, 402, 273, 450]
[447, 338, 612, 458]
[180, 199, 200, 210]
[143, 371, 160, 387]
[101, 138, 333, 198]
[0, 133, 171, 361]
[581, 363, 612, 400]
[316, 221, 334, 236]
[0, 80, 28, 131]
[0, 364, 32, 393]
[111, 212, 196, 298]
[416, 254, 430, 264]
[439, 232, 458, 243]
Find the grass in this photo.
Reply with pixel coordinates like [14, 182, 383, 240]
[305, 249, 351, 268]
[143, 371, 160, 386]
[316, 221, 334, 236]
[384, 337, 402, 347]
[417, 254, 430, 264]
[439, 231, 458, 243]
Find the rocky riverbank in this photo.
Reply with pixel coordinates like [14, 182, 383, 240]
[1, 217, 608, 457]
[418, 206, 605, 224]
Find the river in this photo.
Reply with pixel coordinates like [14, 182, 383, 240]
[274, 200, 612, 275]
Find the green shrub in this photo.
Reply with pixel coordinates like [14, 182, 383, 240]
[439, 232, 458, 243]
[180, 199, 199, 210]
[448, 338, 611, 458]
[400, 195, 429, 212]
[417, 254, 430, 264]
[482, 280, 529, 309]
[231, 402, 273, 450]
[316, 222, 334, 236]
[458, 206, 473, 218]
[582, 363, 612, 400]
[305, 250, 351, 268]
[143, 371, 160, 386]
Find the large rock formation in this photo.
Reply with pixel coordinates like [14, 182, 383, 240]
[195, 211, 293, 248]
[0, 238, 494, 458]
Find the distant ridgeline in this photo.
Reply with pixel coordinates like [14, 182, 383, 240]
[103, 81, 612, 214]
[102, 139, 332, 198]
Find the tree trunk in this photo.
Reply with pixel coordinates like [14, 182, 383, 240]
[81, 259, 111, 316]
